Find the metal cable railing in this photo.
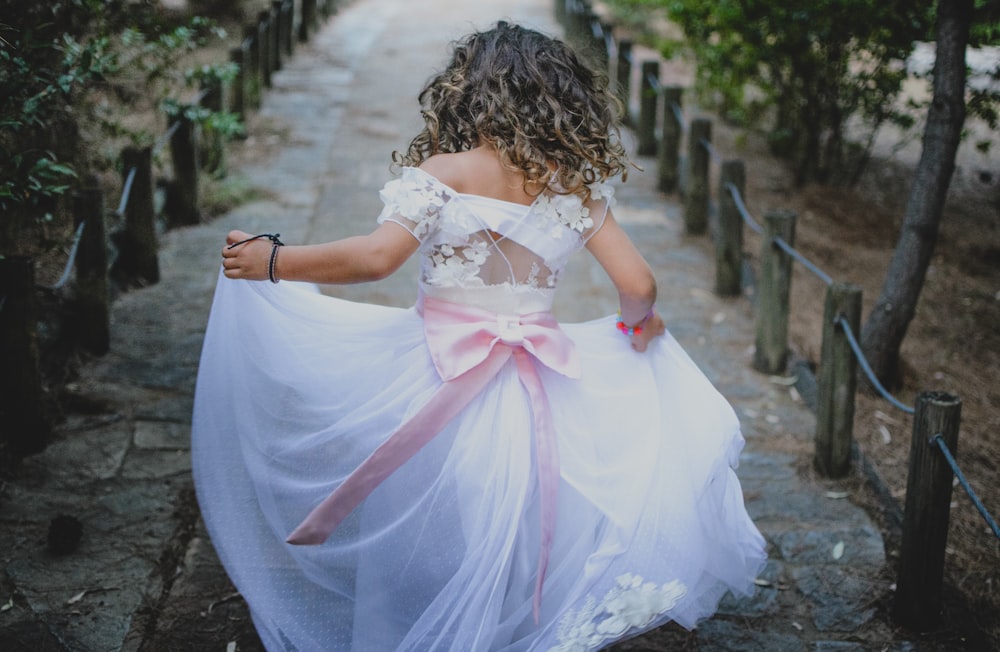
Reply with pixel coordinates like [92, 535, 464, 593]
[37, 221, 87, 291]
[836, 314, 915, 414]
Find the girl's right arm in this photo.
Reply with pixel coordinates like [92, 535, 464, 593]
[221, 223, 420, 285]
[584, 208, 665, 352]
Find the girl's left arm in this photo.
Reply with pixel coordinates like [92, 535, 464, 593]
[221, 223, 420, 285]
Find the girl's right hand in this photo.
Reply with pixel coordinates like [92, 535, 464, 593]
[629, 310, 664, 353]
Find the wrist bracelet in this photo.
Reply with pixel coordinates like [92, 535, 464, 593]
[226, 233, 285, 283]
[616, 309, 654, 337]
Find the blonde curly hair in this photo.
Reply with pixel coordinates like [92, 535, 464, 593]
[394, 21, 630, 198]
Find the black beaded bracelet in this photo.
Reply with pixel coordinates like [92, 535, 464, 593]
[268, 242, 281, 283]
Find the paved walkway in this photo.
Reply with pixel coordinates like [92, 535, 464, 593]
[0, 0, 947, 650]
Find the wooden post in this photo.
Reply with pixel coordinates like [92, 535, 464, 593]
[270, 2, 282, 72]
[300, 0, 317, 42]
[0, 256, 49, 463]
[616, 39, 632, 126]
[658, 85, 682, 193]
[229, 46, 246, 120]
[200, 78, 225, 176]
[72, 186, 110, 355]
[244, 27, 261, 110]
[637, 60, 659, 156]
[894, 391, 962, 630]
[281, 0, 294, 56]
[111, 146, 159, 287]
[683, 118, 711, 235]
[715, 159, 745, 296]
[754, 210, 797, 374]
[814, 282, 861, 478]
[168, 109, 201, 226]
[555, 0, 567, 24]
[258, 11, 272, 89]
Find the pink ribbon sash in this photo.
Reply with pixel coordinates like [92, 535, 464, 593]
[285, 295, 580, 622]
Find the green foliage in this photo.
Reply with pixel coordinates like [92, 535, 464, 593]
[0, 6, 240, 236]
[607, 0, 933, 184]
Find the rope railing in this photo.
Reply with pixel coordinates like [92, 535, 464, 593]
[836, 314, 915, 414]
[724, 183, 764, 234]
[669, 101, 689, 135]
[930, 434, 1000, 540]
[117, 166, 138, 218]
[773, 236, 834, 286]
[37, 221, 87, 292]
[700, 137, 723, 164]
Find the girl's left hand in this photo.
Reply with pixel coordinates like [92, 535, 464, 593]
[221, 230, 271, 280]
[629, 310, 665, 352]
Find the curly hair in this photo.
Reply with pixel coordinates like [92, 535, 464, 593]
[394, 21, 630, 198]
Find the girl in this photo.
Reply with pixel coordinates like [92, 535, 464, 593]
[195, 21, 766, 651]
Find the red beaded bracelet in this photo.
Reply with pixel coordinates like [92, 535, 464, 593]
[616, 309, 654, 337]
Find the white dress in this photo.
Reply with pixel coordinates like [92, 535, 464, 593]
[192, 166, 767, 651]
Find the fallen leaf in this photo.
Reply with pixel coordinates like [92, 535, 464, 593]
[66, 590, 87, 605]
[878, 424, 892, 444]
[825, 491, 849, 499]
[765, 414, 780, 424]
[712, 311, 726, 324]
[1, 598, 13, 612]
[832, 541, 845, 560]
[753, 578, 772, 587]
[788, 386, 801, 402]
[792, 621, 803, 631]
[226, 642, 237, 652]
[769, 375, 798, 386]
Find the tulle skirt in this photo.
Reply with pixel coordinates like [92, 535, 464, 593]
[191, 272, 767, 651]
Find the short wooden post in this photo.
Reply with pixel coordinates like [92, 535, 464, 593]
[244, 27, 261, 109]
[555, 0, 567, 24]
[270, 2, 282, 72]
[0, 256, 49, 462]
[281, 0, 294, 56]
[814, 282, 862, 478]
[615, 39, 632, 126]
[754, 210, 797, 373]
[637, 60, 659, 156]
[111, 146, 159, 287]
[200, 78, 225, 176]
[715, 159, 745, 296]
[894, 391, 962, 631]
[683, 118, 711, 235]
[596, 22, 612, 73]
[258, 11, 272, 89]
[168, 109, 201, 226]
[229, 46, 246, 120]
[300, 0, 317, 42]
[72, 186, 110, 355]
[658, 85, 683, 193]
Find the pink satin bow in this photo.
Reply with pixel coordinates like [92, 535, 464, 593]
[285, 295, 580, 622]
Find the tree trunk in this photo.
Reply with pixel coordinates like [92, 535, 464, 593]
[859, 0, 973, 389]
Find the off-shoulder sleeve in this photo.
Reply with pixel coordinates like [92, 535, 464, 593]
[582, 181, 616, 242]
[376, 167, 449, 243]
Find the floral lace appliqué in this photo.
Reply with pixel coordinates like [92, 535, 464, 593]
[533, 193, 594, 240]
[380, 176, 447, 238]
[426, 241, 491, 288]
[550, 574, 687, 652]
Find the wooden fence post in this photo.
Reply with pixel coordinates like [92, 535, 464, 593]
[300, 0, 317, 42]
[815, 282, 861, 477]
[111, 146, 159, 287]
[658, 85, 682, 193]
[683, 118, 711, 235]
[270, 2, 282, 72]
[281, 0, 294, 56]
[0, 256, 49, 463]
[200, 77, 225, 176]
[894, 391, 962, 630]
[72, 185, 110, 355]
[244, 27, 261, 109]
[637, 60, 659, 156]
[616, 39, 632, 126]
[258, 11, 272, 89]
[167, 109, 201, 226]
[715, 159, 745, 296]
[754, 210, 796, 374]
[229, 46, 246, 120]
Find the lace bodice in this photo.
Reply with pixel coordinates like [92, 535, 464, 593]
[378, 166, 614, 313]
